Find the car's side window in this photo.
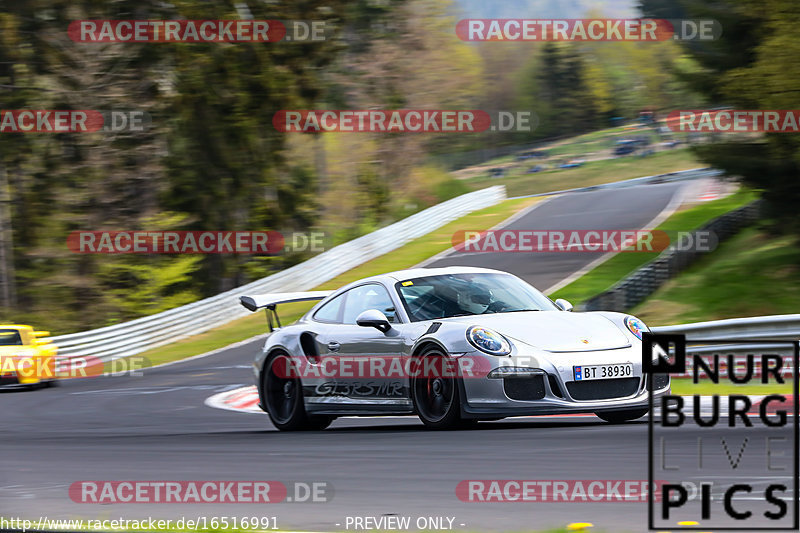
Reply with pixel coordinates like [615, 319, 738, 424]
[0, 329, 22, 345]
[312, 293, 346, 323]
[341, 284, 397, 325]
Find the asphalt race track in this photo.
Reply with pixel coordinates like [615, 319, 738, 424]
[426, 180, 690, 292]
[5, 178, 785, 533]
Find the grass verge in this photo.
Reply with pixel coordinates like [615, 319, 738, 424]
[550, 188, 757, 305]
[466, 149, 702, 198]
[632, 226, 800, 326]
[138, 196, 538, 367]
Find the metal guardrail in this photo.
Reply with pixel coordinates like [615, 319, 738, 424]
[510, 167, 721, 199]
[584, 200, 762, 312]
[652, 315, 799, 376]
[653, 314, 800, 342]
[50, 186, 507, 362]
[47, 174, 799, 377]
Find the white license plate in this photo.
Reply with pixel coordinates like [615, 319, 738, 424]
[573, 363, 633, 381]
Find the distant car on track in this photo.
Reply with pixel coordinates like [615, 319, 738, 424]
[558, 159, 585, 169]
[0, 325, 57, 388]
[614, 140, 638, 155]
[241, 267, 669, 430]
[516, 150, 547, 161]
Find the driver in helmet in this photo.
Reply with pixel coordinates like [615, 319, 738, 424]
[457, 283, 493, 315]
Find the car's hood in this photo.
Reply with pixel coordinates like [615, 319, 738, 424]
[448, 311, 630, 352]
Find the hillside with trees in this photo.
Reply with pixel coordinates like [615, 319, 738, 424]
[1, 0, 706, 332]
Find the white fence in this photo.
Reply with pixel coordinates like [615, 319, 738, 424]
[49, 186, 507, 362]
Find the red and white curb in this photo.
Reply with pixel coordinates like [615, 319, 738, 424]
[205, 387, 791, 418]
[205, 385, 262, 414]
[698, 181, 724, 201]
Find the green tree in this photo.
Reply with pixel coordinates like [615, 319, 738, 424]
[644, 0, 800, 233]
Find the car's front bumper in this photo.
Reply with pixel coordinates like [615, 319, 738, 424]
[459, 346, 670, 417]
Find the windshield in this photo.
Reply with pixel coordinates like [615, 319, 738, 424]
[0, 329, 23, 345]
[395, 272, 557, 322]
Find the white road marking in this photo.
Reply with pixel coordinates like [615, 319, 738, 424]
[72, 384, 246, 395]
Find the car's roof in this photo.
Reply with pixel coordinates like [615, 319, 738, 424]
[353, 266, 507, 286]
[0, 324, 31, 330]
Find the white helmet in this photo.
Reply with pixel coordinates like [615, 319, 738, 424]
[459, 283, 492, 314]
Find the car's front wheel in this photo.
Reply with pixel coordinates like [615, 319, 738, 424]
[410, 346, 466, 430]
[262, 352, 333, 431]
[595, 407, 648, 423]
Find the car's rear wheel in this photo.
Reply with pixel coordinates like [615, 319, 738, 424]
[411, 346, 466, 430]
[595, 407, 648, 423]
[262, 352, 332, 431]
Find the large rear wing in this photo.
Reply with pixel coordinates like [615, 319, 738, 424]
[239, 291, 332, 331]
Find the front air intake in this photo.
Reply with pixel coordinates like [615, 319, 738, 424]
[503, 375, 546, 401]
[566, 377, 640, 400]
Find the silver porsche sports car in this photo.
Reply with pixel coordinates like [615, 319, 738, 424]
[240, 266, 670, 430]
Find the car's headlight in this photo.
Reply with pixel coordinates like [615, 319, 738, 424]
[624, 316, 648, 340]
[467, 326, 511, 356]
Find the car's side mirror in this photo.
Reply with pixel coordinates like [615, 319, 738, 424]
[356, 309, 392, 333]
[555, 299, 573, 312]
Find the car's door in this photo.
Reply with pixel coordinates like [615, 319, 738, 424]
[325, 283, 408, 403]
[308, 291, 346, 359]
[301, 292, 347, 404]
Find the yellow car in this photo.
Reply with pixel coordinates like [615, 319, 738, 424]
[0, 325, 58, 388]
